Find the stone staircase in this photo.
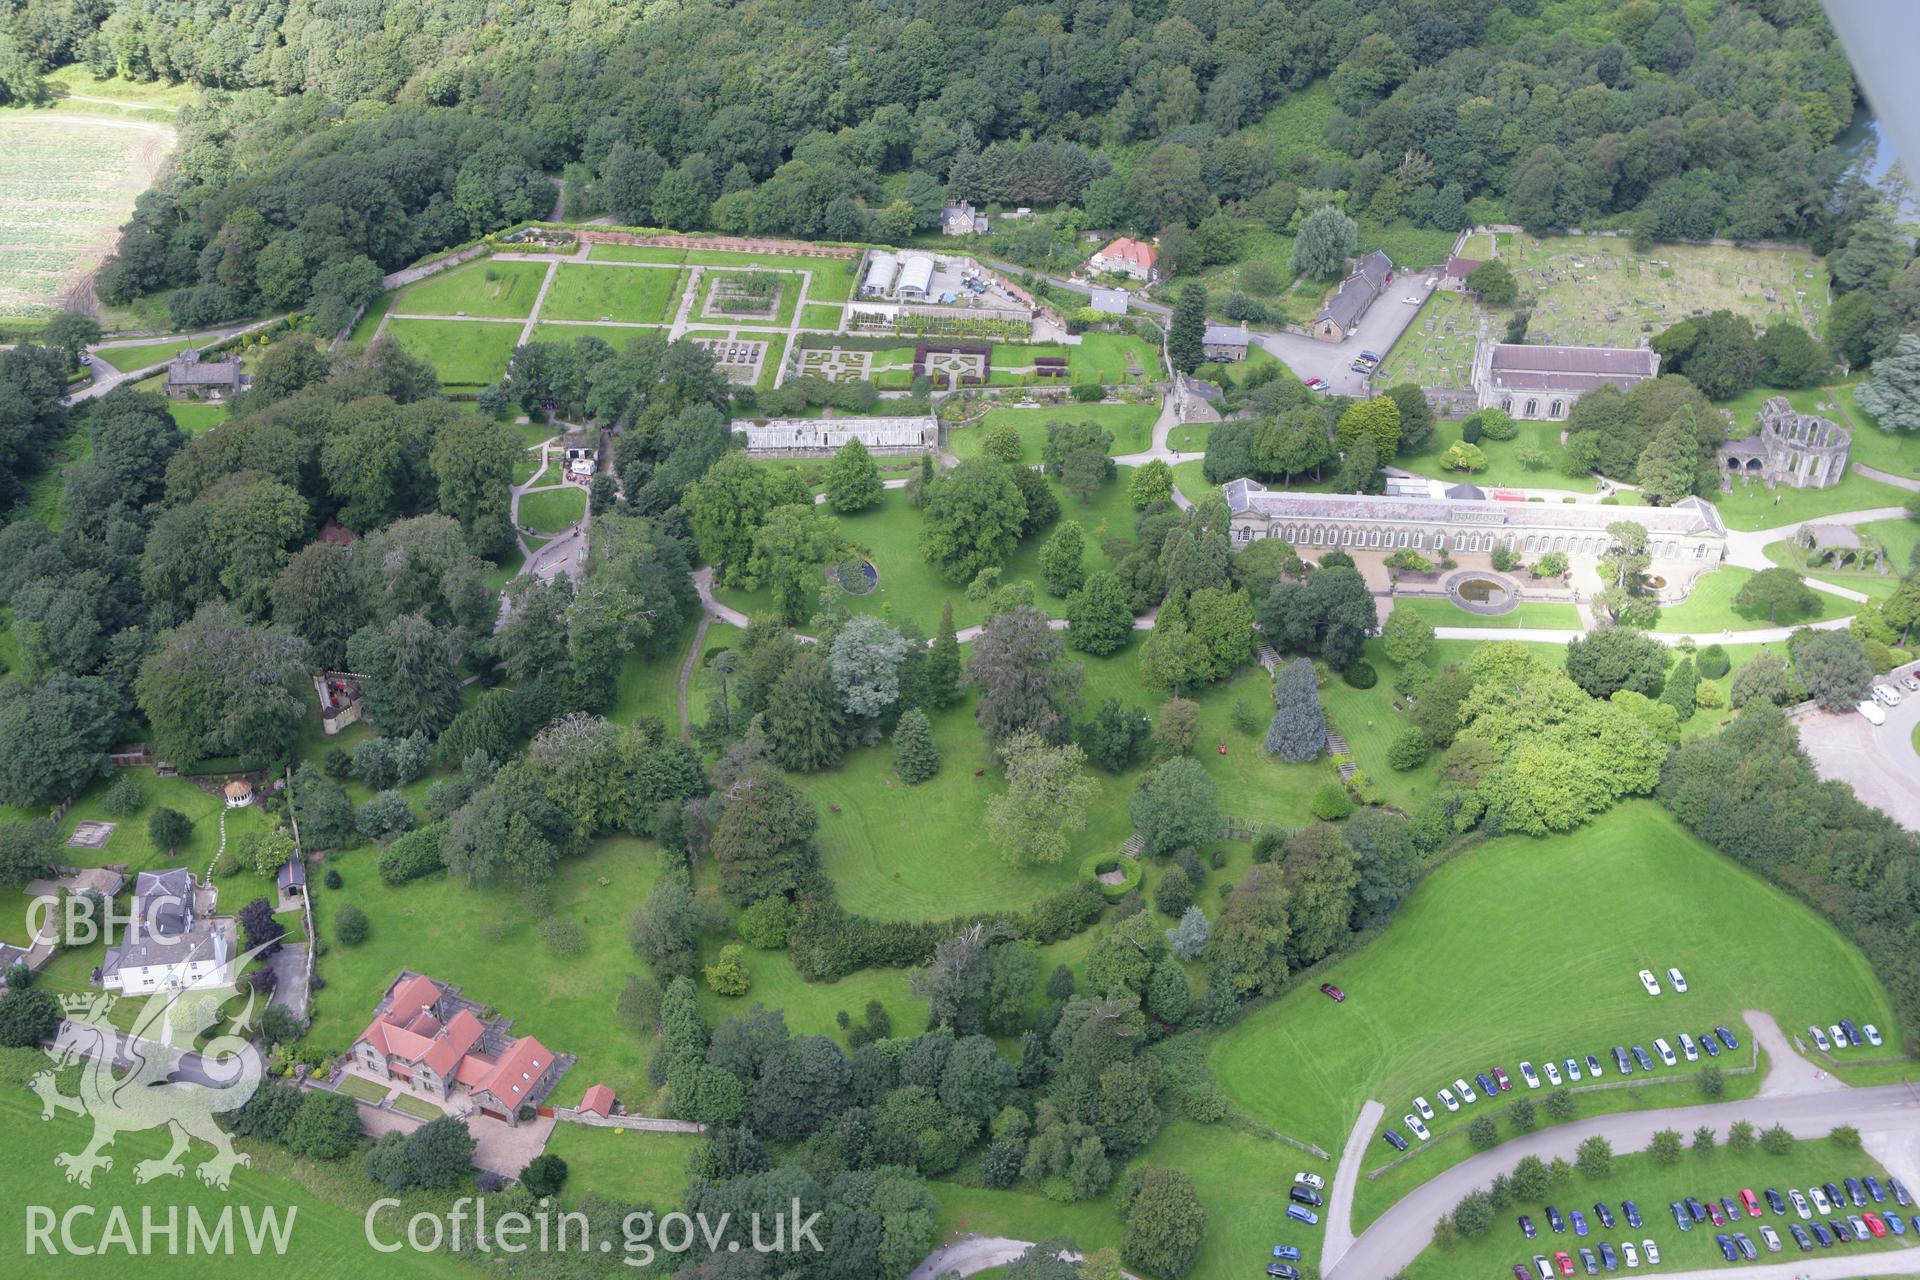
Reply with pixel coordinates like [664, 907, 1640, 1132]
[1117, 832, 1145, 860]
[1324, 728, 1356, 781]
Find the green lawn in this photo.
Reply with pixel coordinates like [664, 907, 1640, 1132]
[800, 302, 844, 329]
[1210, 802, 1899, 1157]
[1832, 378, 1920, 480]
[1707, 466, 1911, 532]
[305, 836, 665, 1111]
[588, 244, 686, 264]
[697, 269, 803, 327]
[1389, 597, 1586, 631]
[1396, 418, 1587, 491]
[545, 1124, 705, 1209]
[517, 485, 586, 533]
[527, 321, 661, 346]
[391, 258, 549, 318]
[167, 399, 230, 435]
[0, 1086, 477, 1278]
[334, 1072, 390, 1103]
[1400, 1138, 1907, 1278]
[20, 767, 268, 876]
[1653, 565, 1850, 633]
[383, 318, 522, 386]
[345, 293, 392, 350]
[94, 337, 201, 372]
[512, 446, 546, 486]
[538, 262, 684, 323]
[1069, 332, 1162, 384]
[950, 403, 1159, 465]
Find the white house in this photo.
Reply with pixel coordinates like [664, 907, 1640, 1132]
[100, 869, 235, 995]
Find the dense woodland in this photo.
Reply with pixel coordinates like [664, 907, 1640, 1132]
[0, 0, 1887, 333]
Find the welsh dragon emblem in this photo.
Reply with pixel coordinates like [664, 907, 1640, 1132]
[31, 977, 267, 1189]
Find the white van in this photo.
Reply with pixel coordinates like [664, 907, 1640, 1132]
[1859, 701, 1887, 726]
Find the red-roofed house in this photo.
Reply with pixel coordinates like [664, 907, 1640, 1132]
[578, 1084, 618, 1119]
[1439, 255, 1482, 293]
[1088, 237, 1159, 283]
[351, 972, 568, 1126]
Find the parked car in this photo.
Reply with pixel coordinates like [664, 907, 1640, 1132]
[1571, 1209, 1588, 1236]
[1272, 1245, 1301, 1260]
[1533, 1256, 1554, 1280]
[1810, 1185, 1833, 1214]
[1700, 1031, 1721, 1058]
[1866, 1175, 1886, 1203]
[1565, 1056, 1583, 1082]
[1732, 1232, 1757, 1260]
[1721, 1197, 1741, 1222]
[1684, 1197, 1707, 1223]
[1453, 1078, 1477, 1103]
[1520, 1061, 1542, 1088]
[1547, 1206, 1566, 1233]
[1888, 1213, 1907, 1235]
[1593, 1202, 1615, 1229]
[1789, 1222, 1813, 1250]
[1554, 1251, 1574, 1277]
[1667, 966, 1688, 992]
[1715, 1025, 1739, 1050]
[1830, 1023, 1848, 1049]
[1474, 1072, 1498, 1098]
[1319, 983, 1345, 1002]
[1631, 1045, 1654, 1071]
[1493, 1066, 1512, 1091]
[1860, 700, 1888, 726]
[1654, 1037, 1677, 1066]
[1669, 1201, 1691, 1231]
[1825, 1182, 1848, 1211]
[1892, 1178, 1912, 1207]
[1293, 1172, 1325, 1190]
[1810, 1025, 1833, 1051]
[1285, 1205, 1317, 1225]
[1597, 1241, 1617, 1271]
[1830, 1217, 1853, 1243]
[1413, 1096, 1434, 1120]
[1849, 1214, 1871, 1239]
[1289, 1186, 1322, 1207]
[1846, 1177, 1867, 1207]
[1266, 1265, 1300, 1280]
[1841, 1019, 1864, 1047]
[1866, 1023, 1884, 1047]
[1740, 1188, 1761, 1217]
[1637, 969, 1662, 995]
[1679, 1032, 1699, 1061]
[1641, 1240, 1660, 1264]
[1381, 1128, 1408, 1151]
[1519, 1215, 1537, 1239]
[1715, 1233, 1736, 1261]
[1903, 673, 1920, 692]
[1577, 1245, 1597, 1275]
[1438, 1088, 1459, 1112]
[1864, 1212, 1888, 1237]
[1759, 1224, 1781, 1252]
[1585, 1054, 1604, 1078]
[1810, 1221, 1833, 1247]
[1879, 684, 1904, 706]
[1620, 1240, 1638, 1269]
[1543, 1060, 1563, 1086]
[1613, 1046, 1633, 1074]
[1622, 1199, 1641, 1229]
[1404, 1114, 1429, 1140]
[1790, 1188, 1812, 1218]
[1765, 1187, 1786, 1215]
[1706, 1201, 1725, 1226]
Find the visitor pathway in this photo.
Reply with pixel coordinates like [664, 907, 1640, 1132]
[1320, 1099, 1384, 1273]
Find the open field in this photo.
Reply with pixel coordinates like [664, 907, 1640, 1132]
[1400, 1139, 1906, 1278]
[167, 400, 231, 435]
[1210, 802, 1898, 1156]
[97, 337, 204, 372]
[539, 262, 684, 323]
[698, 268, 802, 327]
[383, 317, 523, 386]
[0, 109, 176, 323]
[0, 1085, 479, 1278]
[1376, 288, 1478, 390]
[1480, 231, 1830, 348]
[392, 259, 548, 318]
[544, 1123, 705, 1208]
[517, 485, 586, 533]
[949, 403, 1159, 465]
[1832, 380, 1920, 480]
[305, 836, 664, 1111]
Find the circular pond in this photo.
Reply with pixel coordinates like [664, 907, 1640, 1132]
[833, 557, 879, 596]
[1441, 570, 1522, 616]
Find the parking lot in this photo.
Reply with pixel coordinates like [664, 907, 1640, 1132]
[1792, 667, 1920, 833]
[1251, 273, 1435, 397]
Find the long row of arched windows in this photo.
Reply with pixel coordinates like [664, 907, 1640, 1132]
[1235, 522, 1712, 560]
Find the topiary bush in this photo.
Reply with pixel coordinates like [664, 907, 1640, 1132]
[1341, 659, 1377, 689]
[1696, 643, 1730, 679]
[335, 905, 369, 946]
[323, 867, 343, 890]
[1310, 782, 1354, 821]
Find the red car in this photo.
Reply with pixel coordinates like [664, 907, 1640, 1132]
[1739, 1189, 1761, 1217]
[1864, 1212, 1888, 1237]
[1319, 983, 1345, 1003]
[1554, 1250, 1575, 1276]
[1492, 1066, 1513, 1092]
[1706, 1202, 1725, 1226]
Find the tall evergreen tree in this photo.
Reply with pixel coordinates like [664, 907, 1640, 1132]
[892, 708, 940, 784]
[1168, 284, 1208, 374]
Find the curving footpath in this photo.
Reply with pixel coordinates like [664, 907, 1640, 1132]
[1321, 1099, 1384, 1272]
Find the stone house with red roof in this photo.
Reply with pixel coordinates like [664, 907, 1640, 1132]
[351, 972, 568, 1125]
